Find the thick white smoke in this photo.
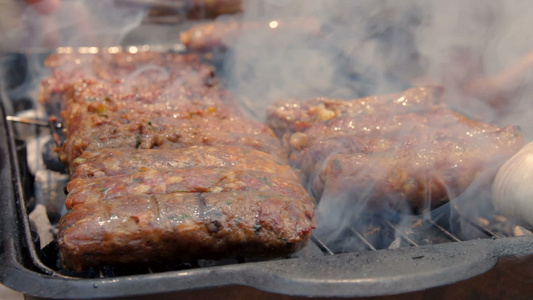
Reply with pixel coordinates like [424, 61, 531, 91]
[16, 0, 147, 49]
[217, 0, 533, 247]
[418, 1, 533, 140]
[3, 0, 532, 250]
[221, 0, 533, 141]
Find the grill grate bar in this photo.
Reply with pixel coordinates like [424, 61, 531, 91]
[310, 235, 335, 255]
[385, 221, 419, 247]
[460, 216, 500, 239]
[426, 219, 462, 242]
[349, 227, 377, 251]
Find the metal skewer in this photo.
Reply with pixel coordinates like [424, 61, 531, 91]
[6, 116, 49, 127]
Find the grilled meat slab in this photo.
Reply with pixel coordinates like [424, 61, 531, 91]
[66, 167, 307, 209]
[42, 52, 315, 271]
[59, 191, 314, 271]
[43, 56, 287, 163]
[70, 146, 292, 179]
[267, 87, 523, 212]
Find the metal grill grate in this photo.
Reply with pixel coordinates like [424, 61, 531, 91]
[5, 114, 533, 274]
[3, 96, 533, 299]
[309, 213, 510, 257]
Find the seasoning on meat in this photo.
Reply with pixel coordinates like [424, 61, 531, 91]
[59, 191, 314, 271]
[267, 87, 524, 212]
[43, 55, 287, 164]
[70, 146, 293, 179]
[65, 168, 307, 209]
[43, 52, 315, 271]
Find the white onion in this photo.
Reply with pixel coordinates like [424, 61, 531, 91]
[492, 141, 533, 229]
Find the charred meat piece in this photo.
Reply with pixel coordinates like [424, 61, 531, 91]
[41, 52, 217, 104]
[58, 191, 315, 271]
[56, 79, 238, 139]
[180, 19, 241, 51]
[147, 0, 242, 21]
[66, 168, 307, 209]
[44, 52, 315, 270]
[42, 57, 287, 164]
[267, 87, 523, 212]
[267, 86, 440, 136]
[315, 124, 520, 211]
[60, 120, 287, 166]
[70, 146, 293, 179]
[188, 0, 242, 19]
[287, 106, 512, 174]
[180, 17, 322, 51]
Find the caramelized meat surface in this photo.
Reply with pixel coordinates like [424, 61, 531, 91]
[70, 146, 293, 179]
[267, 87, 523, 212]
[66, 168, 307, 209]
[59, 191, 315, 271]
[43, 54, 287, 164]
[44, 52, 315, 270]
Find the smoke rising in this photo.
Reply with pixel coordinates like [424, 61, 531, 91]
[222, 0, 533, 140]
[17, 0, 147, 48]
[221, 0, 425, 118]
[217, 0, 533, 248]
[3, 0, 532, 252]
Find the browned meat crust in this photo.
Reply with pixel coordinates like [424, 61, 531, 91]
[45, 52, 315, 270]
[188, 0, 242, 19]
[267, 87, 523, 212]
[66, 168, 307, 209]
[267, 87, 439, 137]
[41, 52, 217, 103]
[180, 17, 322, 51]
[148, 0, 242, 21]
[58, 191, 315, 271]
[43, 55, 287, 163]
[60, 122, 287, 166]
[71, 146, 293, 179]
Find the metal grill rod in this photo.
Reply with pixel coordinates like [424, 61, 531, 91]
[307, 208, 511, 257]
[348, 227, 377, 251]
[385, 221, 419, 247]
[425, 219, 462, 242]
[459, 216, 500, 239]
[310, 235, 334, 255]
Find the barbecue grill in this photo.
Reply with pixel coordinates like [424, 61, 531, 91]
[1, 49, 533, 300]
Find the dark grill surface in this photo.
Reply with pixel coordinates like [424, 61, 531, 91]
[1, 52, 533, 300]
